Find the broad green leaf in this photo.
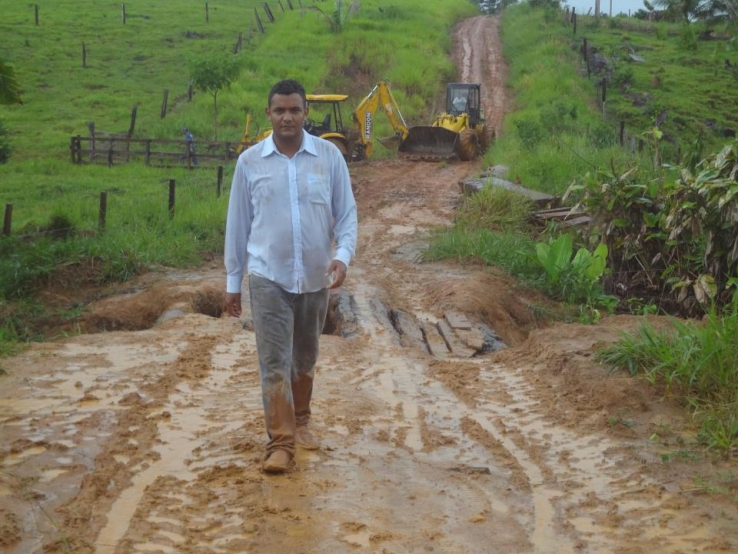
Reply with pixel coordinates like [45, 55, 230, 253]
[693, 274, 717, 305]
[550, 234, 573, 274]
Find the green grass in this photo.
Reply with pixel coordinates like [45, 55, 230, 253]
[482, 5, 643, 196]
[0, 0, 476, 247]
[424, 227, 542, 285]
[577, 15, 738, 152]
[598, 300, 738, 454]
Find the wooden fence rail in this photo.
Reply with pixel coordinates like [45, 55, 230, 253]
[69, 136, 239, 168]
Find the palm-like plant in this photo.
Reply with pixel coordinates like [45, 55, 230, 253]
[650, 0, 709, 22]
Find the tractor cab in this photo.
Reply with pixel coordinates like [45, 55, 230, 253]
[446, 83, 482, 127]
[304, 94, 348, 137]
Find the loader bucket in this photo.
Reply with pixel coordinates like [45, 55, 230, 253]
[399, 126, 459, 157]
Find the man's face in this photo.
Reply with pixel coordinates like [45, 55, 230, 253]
[266, 93, 307, 142]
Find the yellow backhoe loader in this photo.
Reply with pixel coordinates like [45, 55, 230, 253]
[237, 81, 409, 161]
[399, 83, 491, 161]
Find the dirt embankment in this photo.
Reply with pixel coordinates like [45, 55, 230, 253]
[1, 15, 737, 554]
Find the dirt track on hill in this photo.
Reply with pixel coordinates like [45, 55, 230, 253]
[2, 15, 738, 554]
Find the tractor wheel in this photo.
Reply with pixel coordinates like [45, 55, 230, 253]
[326, 137, 350, 162]
[479, 124, 495, 151]
[457, 129, 480, 161]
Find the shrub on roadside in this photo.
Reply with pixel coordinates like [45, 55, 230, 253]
[0, 120, 10, 164]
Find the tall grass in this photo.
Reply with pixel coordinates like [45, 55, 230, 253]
[598, 299, 738, 453]
[424, 186, 540, 280]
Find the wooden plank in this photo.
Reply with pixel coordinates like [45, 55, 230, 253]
[436, 320, 475, 358]
[456, 327, 486, 351]
[561, 216, 591, 227]
[534, 209, 586, 220]
[459, 176, 557, 207]
[444, 312, 472, 330]
[392, 310, 429, 354]
[420, 320, 449, 359]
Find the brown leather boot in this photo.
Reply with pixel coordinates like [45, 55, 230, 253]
[295, 426, 320, 450]
[263, 449, 291, 474]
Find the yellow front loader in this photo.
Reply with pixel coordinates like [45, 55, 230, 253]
[399, 83, 491, 161]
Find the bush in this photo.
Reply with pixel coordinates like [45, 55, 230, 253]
[515, 118, 545, 150]
[679, 25, 698, 52]
[0, 120, 10, 164]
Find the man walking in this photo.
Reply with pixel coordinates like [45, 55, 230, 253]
[224, 79, 357, 474]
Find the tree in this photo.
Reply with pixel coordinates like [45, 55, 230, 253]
[650, 0, 709, 22]
[189, 54, 241, 124]
[701, 0, 738, 23]
[0, 58, 22, 105]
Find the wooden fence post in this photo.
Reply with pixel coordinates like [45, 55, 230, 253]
[99, 192, 108, 233]
[255, 9, 264, 33]
[88, 121, 96, 155]
[107, 138, 114, 166]
[34, 4, 39, 25]
[161, 89, 169, 119]
[169, 179, 176, 218]
[70, 137, 77, 164]
[217, 165, 223, 197]
[619, 121, 625, 146]
[188, 83, 193, 101]
[263, 3, 275, 22]
[206, 2, 209, 22]
[287, 0, 294, 9]
[82, 42, 87, 68]
[128, 105, 138, 137]
[573, 12, 577, 34]
[122, 3, 127, 24]
[234, 32, 243, 53]
[145, 140, 151, 165]
[601, 80, 607, 119]
[3, 204, 12, 237]
[278, 0, 285, 11]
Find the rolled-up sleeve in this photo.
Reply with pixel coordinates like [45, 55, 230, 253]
[224, 158, 253, 293]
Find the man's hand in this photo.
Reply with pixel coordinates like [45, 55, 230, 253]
[224, 292, 242, 317]
[326, 260, 347, 290]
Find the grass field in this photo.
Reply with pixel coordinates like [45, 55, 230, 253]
[0, 0, 475, 233]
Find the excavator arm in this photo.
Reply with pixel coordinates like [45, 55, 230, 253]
[352, 81, 409, 159]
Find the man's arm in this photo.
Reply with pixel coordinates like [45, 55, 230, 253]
[330, 151, 357, 278]
[224, 158, 253, 315]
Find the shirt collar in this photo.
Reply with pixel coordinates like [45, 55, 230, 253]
[262, 130, 318, 158]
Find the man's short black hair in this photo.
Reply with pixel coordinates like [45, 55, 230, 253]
[268, 79, 307, 107]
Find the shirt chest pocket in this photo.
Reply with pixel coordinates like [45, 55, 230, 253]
[307, 173, 330, 205]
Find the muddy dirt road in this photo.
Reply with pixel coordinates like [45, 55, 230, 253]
[2, 15, 738, 554]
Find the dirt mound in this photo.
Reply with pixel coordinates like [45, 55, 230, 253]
[81, 281, 224, 332]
